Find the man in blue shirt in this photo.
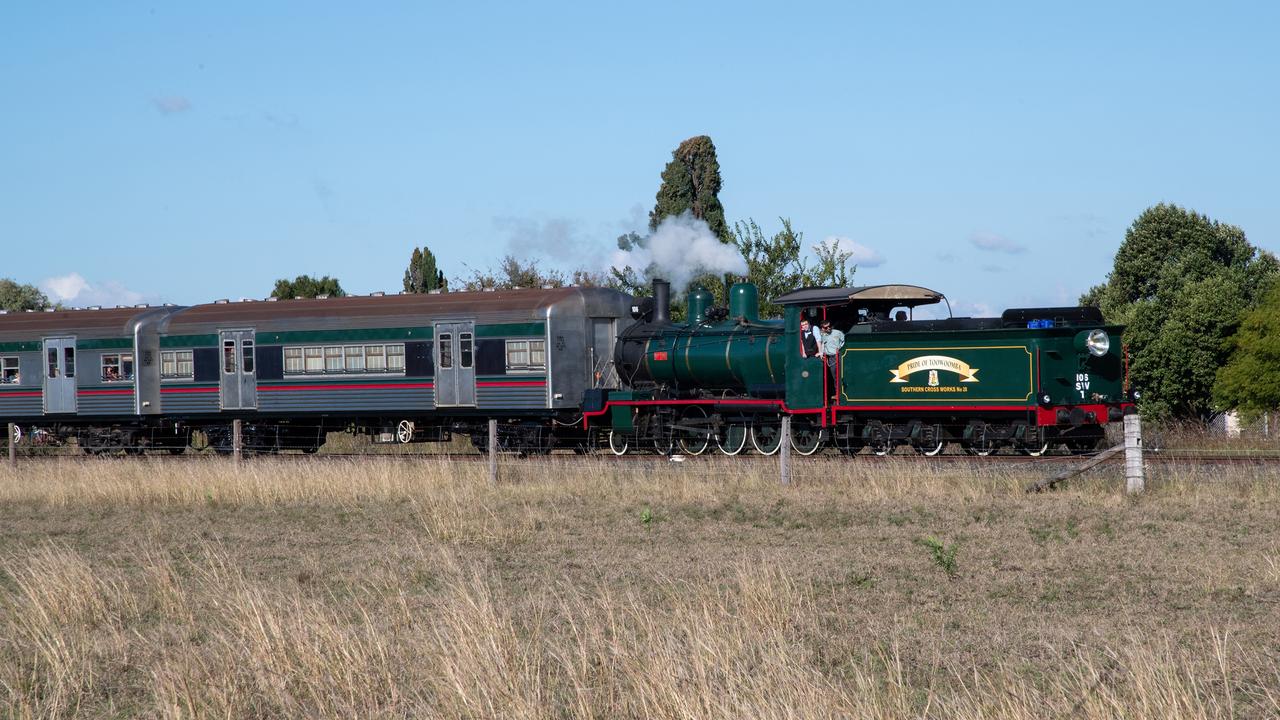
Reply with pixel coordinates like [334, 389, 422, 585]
[819, 320, 845, 401]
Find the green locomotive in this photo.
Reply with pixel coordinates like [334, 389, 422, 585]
[591, 279, 1132, 456]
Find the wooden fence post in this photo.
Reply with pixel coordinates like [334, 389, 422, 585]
[233, 419, 243, 465]
[1124, 414, 1144, 494]
[780, 415, 791, 485]
[488, 418, 498, 484]
[7, 423, 15, 469]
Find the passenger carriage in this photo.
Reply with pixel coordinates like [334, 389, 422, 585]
[1, 288, 632, 453]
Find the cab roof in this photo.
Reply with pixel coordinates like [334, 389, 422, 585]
[772, 284, 945, 308]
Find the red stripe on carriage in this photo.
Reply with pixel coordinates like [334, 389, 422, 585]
[0, 390, 43, 398]
[476, 380, 545, 388]
[160, 387, 220, 394]
[78, 389, 134, 396]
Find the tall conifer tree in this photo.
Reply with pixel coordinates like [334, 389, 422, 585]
[650, 135, 729, 242]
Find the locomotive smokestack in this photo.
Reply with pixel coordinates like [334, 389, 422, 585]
[652, 278, 671, 325]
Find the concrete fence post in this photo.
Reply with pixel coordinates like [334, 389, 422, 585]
[780, 415, 791, 486]
[1124, 414, 1144, 494]
[488, 418, 498, 484]
[233, 419, 243, 465]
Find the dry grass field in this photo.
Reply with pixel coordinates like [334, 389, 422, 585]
[1, 454, 1278, 718]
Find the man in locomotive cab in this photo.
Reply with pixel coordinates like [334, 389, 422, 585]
[894, 310, 908, 322]
[819, 320, 844, 400]
[799, 318, 820, 358]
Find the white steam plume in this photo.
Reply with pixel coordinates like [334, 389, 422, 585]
[609, 212, 746, 292]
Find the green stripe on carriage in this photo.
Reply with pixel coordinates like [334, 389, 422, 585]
[257, 327, 433, 344]
[476, 322, 544, 338]
[160, 334, 218, 348]
[0, 341, 41, 352]
[77, 338, 134, 350]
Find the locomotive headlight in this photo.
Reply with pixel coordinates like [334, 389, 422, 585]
[1083, 329, 1110, 357]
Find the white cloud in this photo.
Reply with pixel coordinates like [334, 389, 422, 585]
[40, 273, 149, 308]
[821, 236, 885, 268]
[152, 95, 192, 115]
[969, 232, 1026, 254]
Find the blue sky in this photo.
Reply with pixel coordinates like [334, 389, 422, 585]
[3, 2, 1277, 316]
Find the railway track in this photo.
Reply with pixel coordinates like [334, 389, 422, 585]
[7, 447, 1280, 466]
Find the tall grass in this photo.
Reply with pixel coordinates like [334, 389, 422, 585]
[3, 541, 1276, 719]
[1, 457, 1278, 718]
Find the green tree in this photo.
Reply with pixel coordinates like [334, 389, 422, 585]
[732, 218, 806, 316]
[456, 256, 566, 291]
[804, 237, 857, 289]
[271, 275, 346, 299]
[403, 246, 447, 293]
[0, 279, 52, 311]
[650, 135, 729, 241]
[1215, 282, 1280, 421]
[1082, 203, 1279, 420]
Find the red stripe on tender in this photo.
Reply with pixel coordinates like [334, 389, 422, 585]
[79, 389, 134, 396]
[259, 382, 435, 392]
[0, 391, 43, 398]
[831, 405, 1031, 412]
[161, 387, 220, 394]
[476, 381, 545, 388]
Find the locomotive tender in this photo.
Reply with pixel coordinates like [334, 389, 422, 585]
[0, 278, 1132, 455]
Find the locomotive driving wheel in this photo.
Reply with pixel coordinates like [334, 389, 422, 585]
[676, 407, 711, 456]
[607, 430, 629, 456]
[789, 420, 824, 456]
[716, 424, 748, 456]
[750, 422, 782, 456]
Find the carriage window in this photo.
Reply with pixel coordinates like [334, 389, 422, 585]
[47, 348, 58, 377]
[386, 344, 405, 371]
[1, 356, 18, 384]
[241, 341, 255, 374]
[460, 333, 473, 369]
[439, 333, 453, 369]
[324, 346, 343, 371]
[64, 347, 75, 378]
[280, 343, 407, 375]
[101, 353, 134, 382]
[505, 339, 546, 372]
[284, 348, 304, 373]
[223, 341, 236, 373]
[344, 346, 365, 371]
[161, 350, 194, 379]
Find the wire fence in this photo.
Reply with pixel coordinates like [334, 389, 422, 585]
[6, 416, 1279, 465]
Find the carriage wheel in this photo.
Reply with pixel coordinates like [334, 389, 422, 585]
[607, 430, 629, 456]
[395, 420, 415, 444]
[916, 437, 946, 456]
[789, 420, 824, 456]
[717, 425, 748, 456]
[677, 407, 711, 456]
[750, 423, 782, 456]
[1021, 441, 1052, 457]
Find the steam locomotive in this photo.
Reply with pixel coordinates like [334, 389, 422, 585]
[0, 278, 1132, 455]
[596, 279, 1133, 456]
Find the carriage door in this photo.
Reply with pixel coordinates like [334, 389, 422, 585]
[434, 322, 476, 407]
[590, 318, 617, 386]
[218, 330, 258, 410]
[42, 337, 77, 413]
